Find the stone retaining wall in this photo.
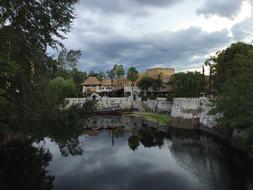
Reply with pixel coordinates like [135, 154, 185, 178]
[142, 98, 173, 113]
[65, 97, 172, 113]
[171, 97, 217, 129]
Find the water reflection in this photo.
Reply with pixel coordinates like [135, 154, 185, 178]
[0, 137, 54, 190]
[1, 116, 253, 190]
[169, 129, 253, 190]
[128, 128, 170, 150]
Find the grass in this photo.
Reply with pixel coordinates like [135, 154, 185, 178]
[124, 112, 171, 125]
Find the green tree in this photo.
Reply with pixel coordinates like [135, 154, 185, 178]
[0, 0, 79, 122]
[137, 76, 155, 98]
[70, 68, 87, 95]
[58, 49, 81, 70]
[210, 43, 253, 129]
[128, 135, 140, 151]
[107, 69, 116, 91]
[206, 42, 253, 94]
[97, 71, 106, 81]
[48, 49, 82, 80]
[88, 71, 106, 80]
[127, 67, 139, 98]
[113, 64, 125, 78]
[152, 74, 163, 91]
[169, 72, 206, 98]
[88, 71, 96, 77]
[50, 77, 76, 99]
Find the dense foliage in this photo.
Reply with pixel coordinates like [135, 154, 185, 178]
[206, 42, 253, 95]
[107, 64, 125, 79]
[0, 0, 96, 126]
[209, 42, 253, 129]
[137, 76, 154, 92]
[137, 75, 163, 100]
[50, 77, 76, 100]
[127, 67, 139, 86]
[169, 72, 206, 98]
[88, 71, 106, 80]
[0, 138, 54, 190]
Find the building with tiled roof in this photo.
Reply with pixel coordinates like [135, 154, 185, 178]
[80, 67, 175, 98]
[101, 79, 112, 86]
[81, 77, 113, 95]
[81, 77, 101, 86]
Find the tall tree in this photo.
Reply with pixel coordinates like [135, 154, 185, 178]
[113, 64, 125, 78]
[206, 42, 253, 94]
[97, 71, 106, 81]
[127, 67, 139, 98]
[137, 76, 155, 97]
[169, 72, 206, 98]
[70, 68, 87, 95]
[152, 74, 163, 91]
[88, 71, 98, 78]
[50, 77, 76, 99]
[0, 0, 79, 122]
[210, 42, 253, 129]
[107, 69, 116, 91]
[58, 49, 81, 70]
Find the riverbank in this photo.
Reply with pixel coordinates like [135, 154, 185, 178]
[171, 97, 253, 158]
[123, 112, 171, 125]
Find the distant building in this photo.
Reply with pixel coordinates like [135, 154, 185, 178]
[138, 68, 175, 96]
[145, 68, 174, 82]
[81, 77, 113, 96]
[80, 67, 175, 98]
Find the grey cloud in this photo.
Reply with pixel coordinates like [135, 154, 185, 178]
[196, 0, 244, 18]
[77, 0, 184, 16]
[232, 14, 253, 41]
[69, 27, 231, 72]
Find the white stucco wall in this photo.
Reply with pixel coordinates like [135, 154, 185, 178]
[142, 98, 172, 113]
[66, 97, 172, 113]
[66, 97, 134, 110]
[171, 97, 218, 128]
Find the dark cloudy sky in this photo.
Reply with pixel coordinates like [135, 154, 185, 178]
[62, 0, 253, 72]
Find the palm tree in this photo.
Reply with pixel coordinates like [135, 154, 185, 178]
[127, 67, 139, 99]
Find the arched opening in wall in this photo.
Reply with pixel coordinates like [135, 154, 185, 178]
[91, 93, 100, 101]
[133, 94, 136, 101]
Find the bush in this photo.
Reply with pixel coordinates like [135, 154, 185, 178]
[50, 77, 76, 98]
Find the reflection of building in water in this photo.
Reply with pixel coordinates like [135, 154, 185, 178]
[85, 130, 101, 137]
[83, 116, 170, 148]
[84, 116, 125, 129]
[84, 116, 168, 131]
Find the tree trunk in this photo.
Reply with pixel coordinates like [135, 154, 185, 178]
[131, 82, 134, 100]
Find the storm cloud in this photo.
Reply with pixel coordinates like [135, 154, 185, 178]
[77, 0, 184, 16]
[232, 11, 253, 41]
[196, 0, 245, 18]
[67, 27, 231, 72]
[61, 0, 252, 72]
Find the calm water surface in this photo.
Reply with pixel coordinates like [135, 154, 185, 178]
[1, 116, 253, 190]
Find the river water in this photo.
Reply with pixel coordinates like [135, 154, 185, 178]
[1, 116, 253, 190]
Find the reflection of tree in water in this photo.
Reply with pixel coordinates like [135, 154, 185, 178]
[169, 129, 253, 190]
[169, 130, 225, 188]
[0, 138, 54, 190]
[128, 135, 140, 151]
[113, 127, 125, 138]
[59, 138, 83, 157]
[29, 118, 85, 157]
[128, 128, 170, 150]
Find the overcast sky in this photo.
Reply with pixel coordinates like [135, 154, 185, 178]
[61, 0, 253, 72]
